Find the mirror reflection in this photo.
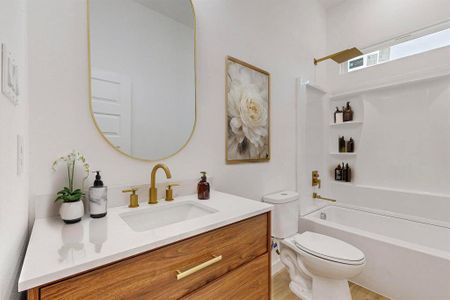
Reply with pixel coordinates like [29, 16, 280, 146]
[89, 0, 196, 160]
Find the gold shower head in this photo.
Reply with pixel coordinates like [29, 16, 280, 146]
[314, 47, 363, 65]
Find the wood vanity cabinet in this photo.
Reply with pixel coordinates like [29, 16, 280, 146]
[28, 212, 271, 299]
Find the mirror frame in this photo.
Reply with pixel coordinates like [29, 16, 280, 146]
[86, 0, 197, 162]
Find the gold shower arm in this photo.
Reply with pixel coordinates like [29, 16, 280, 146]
[314, 47, 363, 65]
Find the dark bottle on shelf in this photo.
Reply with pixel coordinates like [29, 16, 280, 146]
[343, 102, 354, 122]
[345, 163, 352, 182]
[335, 164, 343, 181]
[341, 162, 347, 181]
[334, 107, 343, 123]
[339, 136, 346, 153]
[346, 137, 354, 153]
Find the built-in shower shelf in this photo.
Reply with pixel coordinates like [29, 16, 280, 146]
[330, 121, 363, 127]
[330, 152, 357, 156]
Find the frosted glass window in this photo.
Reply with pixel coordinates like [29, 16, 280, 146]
[346, 27, 450, 73]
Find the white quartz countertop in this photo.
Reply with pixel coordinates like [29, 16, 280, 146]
[18, 191, 272, 291]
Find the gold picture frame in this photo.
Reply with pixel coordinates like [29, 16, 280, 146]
[225, 56, 270, 164]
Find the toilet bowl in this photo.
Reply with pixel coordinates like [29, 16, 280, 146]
[263, 191, 365, 300]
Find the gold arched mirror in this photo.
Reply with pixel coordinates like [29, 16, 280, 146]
[88, 0, 196, 161]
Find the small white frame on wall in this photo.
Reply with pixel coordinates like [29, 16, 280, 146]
[1, 43, 19, 105]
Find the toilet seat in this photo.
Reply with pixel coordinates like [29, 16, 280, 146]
[293, 232, 365, 265]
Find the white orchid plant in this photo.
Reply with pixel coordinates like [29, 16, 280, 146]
[52, 151, 90, 203]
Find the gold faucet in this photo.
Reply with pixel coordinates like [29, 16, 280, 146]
[149, 164, 172, 204]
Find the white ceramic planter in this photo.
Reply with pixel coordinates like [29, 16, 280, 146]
[59, 201, 84, 224]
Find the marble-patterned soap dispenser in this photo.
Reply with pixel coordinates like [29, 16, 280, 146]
[89, 171, 108, 218]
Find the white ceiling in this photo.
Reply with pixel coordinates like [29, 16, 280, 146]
[318, 0, 346, 10]
[135, 0, 194, 28]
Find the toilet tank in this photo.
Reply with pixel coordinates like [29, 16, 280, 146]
[263, 191, 299, 239]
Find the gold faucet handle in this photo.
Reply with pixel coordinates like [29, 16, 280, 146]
[122, 188, 139, 208]
[165, 183, 180, 201]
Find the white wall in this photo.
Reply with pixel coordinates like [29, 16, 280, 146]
[28, 0, 327, 217]
[0, 0, 29, 298]
[197, 0, 327, 200]
[325, 0, 450, 92]
[90, 0, 195, 159]
[326, 0, 450, 53]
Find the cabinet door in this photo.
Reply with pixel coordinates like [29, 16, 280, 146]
[182, 253, 270, 300]
[40, 214, 269, 300]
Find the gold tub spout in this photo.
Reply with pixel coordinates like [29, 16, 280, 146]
[312, 192, 336, 203]
[149, 164, 172, 204]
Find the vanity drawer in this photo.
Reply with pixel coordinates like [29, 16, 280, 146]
[39, 213, 269, 299]
[182, 253, 270, 300]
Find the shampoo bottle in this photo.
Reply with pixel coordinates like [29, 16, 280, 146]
[339, 136, 346, 153]
[347, 138, 354, 153]
[341, 163, 347, 182]
[89, 171, 107, 218]
[335, 164, 342, 181]
[197, 171, 210, 200]
[343, 102, 354, 122]
[335, 107, 343, 124]
[345, 164, 352, 182]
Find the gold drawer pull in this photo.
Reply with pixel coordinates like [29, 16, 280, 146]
[176, 255, 222, 280]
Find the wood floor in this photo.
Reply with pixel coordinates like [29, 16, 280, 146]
[272, 269, 389, 300]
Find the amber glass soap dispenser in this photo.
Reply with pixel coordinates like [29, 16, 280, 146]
[197, 171, 210, 200]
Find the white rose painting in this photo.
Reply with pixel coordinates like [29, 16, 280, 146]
[226, 57, 270, 163]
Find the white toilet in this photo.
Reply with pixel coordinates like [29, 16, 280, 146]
[264, 191, 365, 300]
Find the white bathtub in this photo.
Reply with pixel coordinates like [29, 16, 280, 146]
[299, 204, 450, 300]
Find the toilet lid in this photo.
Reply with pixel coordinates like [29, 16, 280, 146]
[293, 232, 365, 265]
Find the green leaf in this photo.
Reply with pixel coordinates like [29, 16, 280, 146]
[66, 194, 81, 201]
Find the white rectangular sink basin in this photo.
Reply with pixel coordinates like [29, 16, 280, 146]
[119, 201, 218, 232]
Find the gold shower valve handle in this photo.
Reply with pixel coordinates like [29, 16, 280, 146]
[122, 188, 139, 208]
[312, 170, 321, 188]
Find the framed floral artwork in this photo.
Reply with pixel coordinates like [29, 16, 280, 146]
[226, 56, 270, 163]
